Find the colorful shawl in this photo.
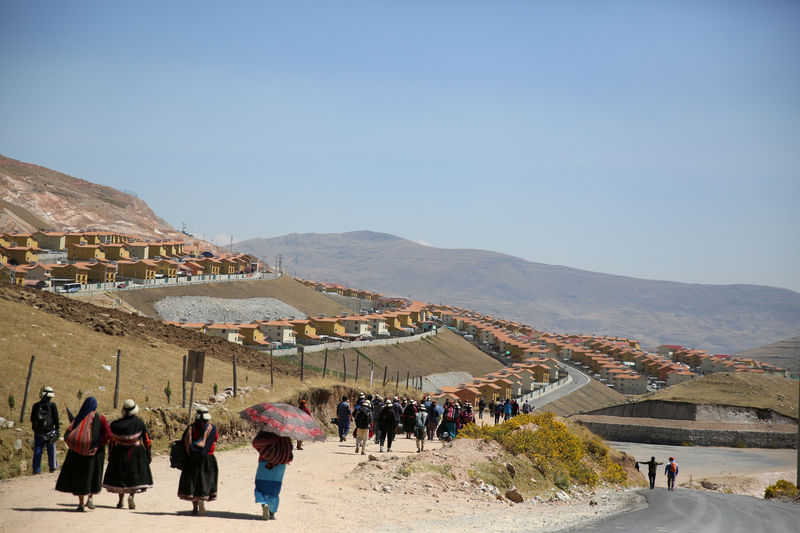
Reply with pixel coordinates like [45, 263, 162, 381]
[252, 431, 293, 467]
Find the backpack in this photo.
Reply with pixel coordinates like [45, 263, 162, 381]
[444, 407, 458, 422]
[668, 462, 677, 474]
[354, 408, 370, 429]
[33, 402, 54, 434]
[65, 412, 99, 456]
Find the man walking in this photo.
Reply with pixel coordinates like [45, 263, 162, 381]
[522, 399, 531, 414]
[354, 400, 372, 455]
[665, 456, 679, 491]
[478, 397, 486, 420]
[637, 456, 663, 490]
[336, 395, 351, 442]
[414, 406, 428, 452]
[30, 386, 59, 474]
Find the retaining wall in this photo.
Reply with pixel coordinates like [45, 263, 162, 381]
[586, 400, 796, 425]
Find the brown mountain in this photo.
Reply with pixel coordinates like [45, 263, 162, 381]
[734, 337, 800, 374]
[236, 231, 800, 356]
[0, 154, 182, 240]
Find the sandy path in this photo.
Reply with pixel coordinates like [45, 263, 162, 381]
[0, 432, 639, 533]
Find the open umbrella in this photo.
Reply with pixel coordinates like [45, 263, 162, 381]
[239, 402, 325, 442]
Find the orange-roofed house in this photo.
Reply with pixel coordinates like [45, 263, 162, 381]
[453, 387, 482, 407]
[205, 323, 242, 344]
[363, 315, 389, 337]
[238, 324, 269, 348]
[341, 316, 371, 337]
[258, 320, 297, 345]
[612, 373, 648, 395]
[49, 263, 90, 285]
[290, 319, 320, 343]
[117, 260, 156, 281]
[83, 261, 117, 283]
[5, 263, 51, 286]
[33, 231, 66, 251]
[68, 243, 106, 261]
[153, 259, 178, 278]
[0, 246, 38, 265]
[126, 243, 150, 260]
[2, 233, 38, 248]
[99, 243, 131, 261]
[311, 317, 346, 338]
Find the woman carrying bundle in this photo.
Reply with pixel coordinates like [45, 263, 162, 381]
[55, 397, 112, 512]
[102, 399, 153, 509]
[177, 406, 218, 515]
[252, 430, 293, 520]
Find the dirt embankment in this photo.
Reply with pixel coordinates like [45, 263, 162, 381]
[0, 282, 301, 378]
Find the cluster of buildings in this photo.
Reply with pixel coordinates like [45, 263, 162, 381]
[163, 301, 432, 350]
[0, 230, 261, 288]
[658, 345, 787, 377]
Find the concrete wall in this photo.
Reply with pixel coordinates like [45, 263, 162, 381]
[586, 400, 797, 425]
[578, 420, 797, 449]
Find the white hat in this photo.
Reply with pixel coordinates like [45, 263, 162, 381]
[41, 386, 55, 399]
[363, 400, 372, 408]
[122, 399, 139, 417]
[359, 392, 366, 398]
[194, 405, 211, 420]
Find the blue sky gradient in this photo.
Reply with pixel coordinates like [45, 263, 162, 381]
[1, 1, 798, 291]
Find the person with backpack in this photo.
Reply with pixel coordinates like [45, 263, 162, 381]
[377, 399, 398, 452]
[55, 396, 112, 512]
[665, 457, 679, 491]
[354, 400, 372, 455]
[636, 456, 663, 490]
[426, 400, 441, 441]
[102, 399, 153, 510]
[30, 386, 60, 474]
[478, 397, 486, 420]
[414, 405, 428, 452]
[178, 405, 218, 515]
[493, 400, 502, 425]
[336, 396, 351, 442]
[503, 399, 512, 421]
[441, 400, 459, 442]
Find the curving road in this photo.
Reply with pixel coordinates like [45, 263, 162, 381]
[568, 488, 800, 533]
[528, 364, 590, 410]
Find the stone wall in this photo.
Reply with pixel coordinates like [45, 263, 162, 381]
[580, 421, 797, 449]
[587, 400, 797, 425]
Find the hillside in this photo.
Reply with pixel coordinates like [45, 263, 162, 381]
[643, 372, 798, 419]
[298, 328, 503, 386]
[0, 154, 183, 239]
[542, 379, 626, 417]
[114, 276, 350, 318]
[734, 337, 800, 375]
[236, 231, 800, 355]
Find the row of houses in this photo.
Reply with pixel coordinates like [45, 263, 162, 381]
[0, 230, 261, 287]
[163, 301, 431, 349]
[295, 278, 385, 303]
[658, 345, 787, 376]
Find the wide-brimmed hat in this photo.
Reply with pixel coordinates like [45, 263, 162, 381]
[363, 400, 372, 408]
[122, 398, 139, 417]
[41, 386, 55, 399]
[195, 405, 211, 420]
[385, 399, 392, 406]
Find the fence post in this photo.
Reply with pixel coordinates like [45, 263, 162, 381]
[383, 366, 388, 387]
[370, 362, 374, 388]
[323, 348, 328, 378]
[270, 349, 274, 388]
[300, 348, 304, 382]
[187, 367, 197, 425]
[342, 352, 347, 382]
[395, 370, 399, 394]
[406, 371, 409, 390]
[113, 349, 121, 409]
[19, 355, 35, 423]
[182, 355, 187, 407]
[233, 355, 238, 397]
[355, 354, 360, 382]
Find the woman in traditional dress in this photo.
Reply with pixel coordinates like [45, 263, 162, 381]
[402, 400, 417, 438]
[252, 430, 293, 520]
[102, 399, 153, 509]
[296, 399, 311, 450]
[55, 396, 112, 512]
[177, 406, 218, 515]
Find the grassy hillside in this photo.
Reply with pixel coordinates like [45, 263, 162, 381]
[644, 372, 798, 419]
[543, 379, 626, 417]
[115, 275, 350, 318]
[296, 329, 503, 389]
[734, 337, 799, 375]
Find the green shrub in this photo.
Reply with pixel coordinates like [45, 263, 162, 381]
[764, 480, 798, 500]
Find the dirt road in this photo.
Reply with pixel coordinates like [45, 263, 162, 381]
[0, 433, 638, 533]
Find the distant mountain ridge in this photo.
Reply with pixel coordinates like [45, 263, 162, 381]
[236, 231, 800, 355]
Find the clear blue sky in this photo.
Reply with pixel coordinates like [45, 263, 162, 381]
[1, 1, 798, 291]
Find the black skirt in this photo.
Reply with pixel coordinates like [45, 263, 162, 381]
[177, 454, 218, 501]
[55, 448, 106, 496]
[103, 445, 153, 493]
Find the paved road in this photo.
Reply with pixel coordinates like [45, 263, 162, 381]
[568, 488, 800, 533]
[528, 364, 590, 410]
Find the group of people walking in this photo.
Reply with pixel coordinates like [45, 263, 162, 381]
[636, 456, 680, 490]
[335, 393, 478, 455]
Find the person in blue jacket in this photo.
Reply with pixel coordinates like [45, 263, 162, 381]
[665, 456, 679, 491]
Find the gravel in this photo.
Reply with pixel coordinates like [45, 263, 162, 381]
[153, 296, 304, 323]
[422, 371, 474, 392]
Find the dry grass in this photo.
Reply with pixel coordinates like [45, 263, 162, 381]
[297, 328, 503, 389]
[113, 276, 350, 318]
[643, 372, 798, 419]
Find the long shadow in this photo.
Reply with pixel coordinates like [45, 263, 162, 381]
[13, 507, 75, 513]
[138, 510, 260, 521]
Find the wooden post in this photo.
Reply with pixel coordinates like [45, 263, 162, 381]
[406, 371, 410, 390]
[233, 355, 238, 397]
[113, 349, 121, 409]
[187, 367, 197, 424]
[383, 366, 388, 386]
[19, 355, 35, 423]
[300, 348, 305, 382]
[342, 352, 347, 382]
[181, 355, 187, 407]
[355, 354, 360, 382]
[323, 348, 328, 379]
[370, 362, 374, 388]
[395, 370, 399, 394]
[270, 349, 274, 388]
